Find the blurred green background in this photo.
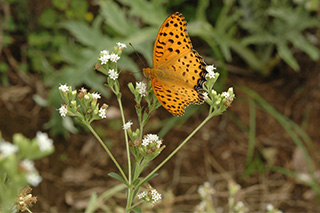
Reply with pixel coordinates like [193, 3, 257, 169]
[1, 0, 320, 212]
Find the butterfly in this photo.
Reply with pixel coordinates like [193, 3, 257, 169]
[143, 12, 208, 116]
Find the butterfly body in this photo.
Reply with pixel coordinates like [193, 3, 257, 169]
[143, 12, 208, 116]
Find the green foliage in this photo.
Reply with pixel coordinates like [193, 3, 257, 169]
[238, 0, 320, 74]
[187, 0, 319, 75]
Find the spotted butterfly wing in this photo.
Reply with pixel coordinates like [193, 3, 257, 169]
[143, 12, 207, 116]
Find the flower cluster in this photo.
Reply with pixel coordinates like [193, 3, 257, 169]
[58, 84, 109, 123]
[20, 159, 42, 186]
[0, 141, 18, 157]
[137, 186, 162, 207]
[141, 134, 162, 147]
[95, 42, 126, 82]
[202, 65, 236, 113]
[206, 65, 217, 79]
[36, 132, 54, 152]
[123, 121, 133, 130]
[136, 82, 147, 97]
[0, 132, 54, 189]
[198, 182, 215, 199]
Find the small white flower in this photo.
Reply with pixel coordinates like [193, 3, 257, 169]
[99, 50, 110, 65]
[108, 69, 119, 80]
[211, 89, 217, 95]
[100, 50, 109, 55]
[222, 91, 230, 99]
[92, 92, 101, 99]
[202, 92, 209, 101]
[99, 107, 107, 119]
[72, 90, 77, 95]
[58, 84, 69, 93]
[84, 94, 90, 100]
[206, 65, 216, 79]
[36, 131, 53, 152]
[142, 134, 161, 146]
[21, 160, 35, 172]
[117, 42, 127, 49]
[0, 141, 18, 157]
[110, 53, 120, 63]
[151, 189, 161, 204]
[59, 105, 68, 117]
[194, 201, 206, 212]
[26, 172, 42, 186]
[266, 204, 274, 211]
[198, 182, 215, 199]
[136, 82, 147, 97]
[234, 201, 248, 212]
[228, 87, 233, 93]
[123, 121, 133, 130]
[138, 191, 146, 199]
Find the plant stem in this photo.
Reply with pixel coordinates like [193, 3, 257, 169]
[137, 109, 215, 189]
[117, 97, 133, 211]
[86, 124, 128, 183]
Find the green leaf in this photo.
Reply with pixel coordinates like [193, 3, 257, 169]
[99, 0, 136, 36]
[277, 42, 299, 71]
[85, 192, 98, 213]
[108, 172, 128, 185]
[131, 207, 143, 213]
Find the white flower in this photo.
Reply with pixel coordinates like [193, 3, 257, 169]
[21, 160, 35, 172]
[92, 92, 101, 99]
[84, 94, 90, 99]
[211, 89, 217, 95]
[99, 50, 110, 65]
[228, 87, 233, 93]
[26, 172, 42, 186]
[202, 92, 209, 101]
[58, 84, 69, 93]
[206, 65, 216, 79]
[99, 107, 107, 119]
[234, 201, 248, 212]
[198, 182, 215, 199]
[123, 121, 133, 130]
[222, 91, 230, 99]
[136, 82, 147, 97]
[72, 90, 77, 95]
[110, 53, 120, 63]
[0, 141, 18, 157]
[59, 105, 68, 117]
[266, 204, 274, 211]
[151, 189, 161, 204]
[108, 69, 119, 80]
[117, 42, 127, 50]
[142, 134, 161, 146]
[194, 201, 206, 212]
[138, 191, 146, 199]
[36, 131, 53, 152]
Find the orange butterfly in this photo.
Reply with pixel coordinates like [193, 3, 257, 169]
[143, 12, 208, 116]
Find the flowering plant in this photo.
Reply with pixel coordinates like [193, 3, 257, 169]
[58, 43, 234, 212]
[0, 131, 54, 212]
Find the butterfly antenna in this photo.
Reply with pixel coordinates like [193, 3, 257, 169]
[129, 43, 147, 68]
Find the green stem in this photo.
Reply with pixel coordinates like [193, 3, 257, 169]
[117, 97, 133, 211]
[86, 124, 128, 183]
[137, 107, 215, 189]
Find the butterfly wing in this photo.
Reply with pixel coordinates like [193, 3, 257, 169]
[151, 77, 204, 116]
[152, 12, 192, 68]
